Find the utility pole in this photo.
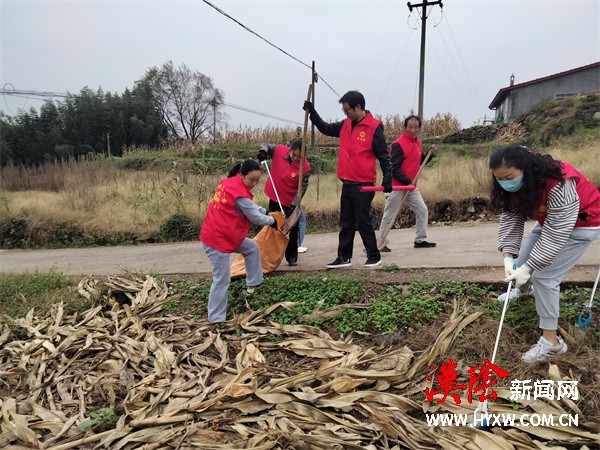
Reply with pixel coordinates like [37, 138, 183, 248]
[211, 98, 218, 144]
[407, 0, 443, 125]
[311, 61, 316, 153]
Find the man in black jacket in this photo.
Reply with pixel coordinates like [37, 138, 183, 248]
[303, 90, 392, 269]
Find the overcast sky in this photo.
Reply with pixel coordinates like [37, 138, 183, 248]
[1, 0, 599, 132]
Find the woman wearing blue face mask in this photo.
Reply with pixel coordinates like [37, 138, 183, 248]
[489, 144, 600, 364]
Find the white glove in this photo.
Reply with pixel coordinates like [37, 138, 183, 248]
[503, 256, 514, 278]
[505, 264, 531, 288]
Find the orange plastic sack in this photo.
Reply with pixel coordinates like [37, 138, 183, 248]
[230, 211, 289, 279]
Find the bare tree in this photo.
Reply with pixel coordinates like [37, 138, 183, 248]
[142, 61, 224, 143]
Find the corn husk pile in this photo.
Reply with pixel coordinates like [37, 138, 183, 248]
[1, 275, 599, 450]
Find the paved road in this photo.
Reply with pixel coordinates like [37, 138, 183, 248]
[1, 221, 598, 282]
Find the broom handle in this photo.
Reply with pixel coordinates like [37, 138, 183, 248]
[359, 186, 416, 192]
[390, 145, 435, 207]
[296, 84, 314, 199]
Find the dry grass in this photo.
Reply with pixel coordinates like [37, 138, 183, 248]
[550, 134, 600, 186]
[1, 164, 217, 236]
[1, 136, 598, 240]
[220, 112, 461, 146]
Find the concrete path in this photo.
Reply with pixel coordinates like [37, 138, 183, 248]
[1, 221, 598, 283]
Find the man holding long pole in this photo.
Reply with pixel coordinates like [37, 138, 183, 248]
[377, 115, 437, 252]
[303, 90, 393, 269]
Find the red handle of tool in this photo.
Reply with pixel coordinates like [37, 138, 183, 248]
[359, 185, 416, 192]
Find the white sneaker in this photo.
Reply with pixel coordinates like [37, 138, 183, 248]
[497, 288, 522, 302]
[247, 282, 263, 294]
[521, 336, 567, 364]
[497, 285, 534, 302]
[298, 246, 307, 253]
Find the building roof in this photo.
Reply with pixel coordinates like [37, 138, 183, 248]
[488, 61, 600, 109]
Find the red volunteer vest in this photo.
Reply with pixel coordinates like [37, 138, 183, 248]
[264, 144, 312, 207]
[532, 162, 600, 227]
[337, 112, 382, 182]
[200, 175, 253, 252]
[390, 131, 421, 187]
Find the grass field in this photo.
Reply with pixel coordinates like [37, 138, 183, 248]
[0, 128, 598, 248]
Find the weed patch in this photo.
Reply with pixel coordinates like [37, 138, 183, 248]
[0, 270, 83, 321]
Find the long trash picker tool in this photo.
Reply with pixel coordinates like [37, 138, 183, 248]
[375, 146, 434, 250]
[577, 266, 600, 328]
[261, 159, 289, 232]
[471, 280, 514, 429]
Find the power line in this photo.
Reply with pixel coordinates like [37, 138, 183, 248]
[0, 87, 302, 125]
[374, 25, 416, 113]
[224, 102, 302, 125]
[202, 0, 310, 70]
[0, 87, 70, 99]
[435, 10, 485, 110]
[426, 35, 480, 116]
[201, 0, 340, 98]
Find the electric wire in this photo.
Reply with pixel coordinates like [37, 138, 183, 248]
[202, 0, 310, 70]
[1, 88, 302, 125]
[224, 102, 302, 125]
[373, 24, 416, 114]
[436, 9, 486, 112]
[4, 4, 485, 127]
[431, 15, 481, 113]
[201, 0, 340, 98]
[426, 35, 480, 119]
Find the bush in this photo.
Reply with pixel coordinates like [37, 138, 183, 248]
[0, 218, 28, 248]
[158, 214, 198, 242]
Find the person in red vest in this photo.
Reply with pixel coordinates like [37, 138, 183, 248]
[200, 159, 277, 323]
[256, 138, 311, 266]
[376, 115, 437, 251]
[490, 145, 600, 363]
[303, 90, 392, 269]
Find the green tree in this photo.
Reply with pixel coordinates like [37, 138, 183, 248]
[61, 87, 109, 155]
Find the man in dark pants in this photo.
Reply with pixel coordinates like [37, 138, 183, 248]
[303, 90, 392, 268]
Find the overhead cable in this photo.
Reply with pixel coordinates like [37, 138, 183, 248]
[201, 0, 310, 70]
[224, 102, 302, 126]
[426, 35, 480, 117]
[201, 0, 340, 98]
[374, 24, 416, 113]
[435, 10, 485, 109]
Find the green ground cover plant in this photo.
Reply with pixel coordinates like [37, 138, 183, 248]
[0, 269, 84, 322]
[5, 271, 596, 343]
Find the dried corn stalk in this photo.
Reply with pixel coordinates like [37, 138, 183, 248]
[0, 275, 598, 449]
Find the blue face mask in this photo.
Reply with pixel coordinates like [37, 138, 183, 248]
[497, 176, 524, 192]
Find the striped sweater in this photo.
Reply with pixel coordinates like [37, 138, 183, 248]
[498, 178, 587, 271]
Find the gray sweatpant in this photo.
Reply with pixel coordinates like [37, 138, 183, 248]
[202, 238, 264, 323]
[518, 223, 600, 330]
[377, 188, 429, 245]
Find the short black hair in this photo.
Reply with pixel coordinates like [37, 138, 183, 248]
[339, 90, 365, 110]
[404, 115, 422, 128]
[289, 138, 302, 151]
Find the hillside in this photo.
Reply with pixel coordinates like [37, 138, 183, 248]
[437, 91, 599, 145]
